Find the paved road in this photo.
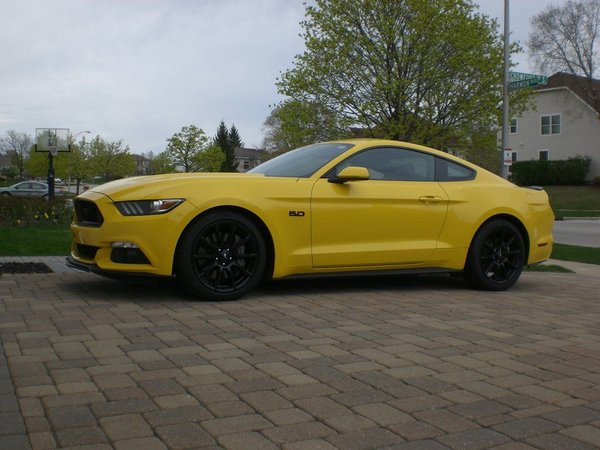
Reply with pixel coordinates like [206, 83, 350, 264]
[553, 219, 600, 248]
[1, 270, 600, 449]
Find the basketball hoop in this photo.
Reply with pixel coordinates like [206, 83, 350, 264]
[35, 128, 70, 154]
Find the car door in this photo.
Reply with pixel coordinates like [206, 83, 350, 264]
[30, 182, 47, 197]
[14, 182, 32, 197]
[311, 147, 448, 268]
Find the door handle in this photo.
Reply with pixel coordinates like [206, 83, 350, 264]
[419, 195, 443, 204]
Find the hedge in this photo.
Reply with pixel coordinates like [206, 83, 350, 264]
[0, 196, 73, 227]
[511, 155, 591, 186]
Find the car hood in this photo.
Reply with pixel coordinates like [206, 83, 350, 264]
[88, 172, 266, 200]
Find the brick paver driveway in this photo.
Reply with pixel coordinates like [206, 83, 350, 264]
[1, 270, 599, 449]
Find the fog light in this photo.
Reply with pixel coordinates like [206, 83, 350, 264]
[111, 241, 139, 249]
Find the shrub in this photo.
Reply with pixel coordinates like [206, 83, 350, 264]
[0, 196, 73, 227]
[511, 155, 591, 186]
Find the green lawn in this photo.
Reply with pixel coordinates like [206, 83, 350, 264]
[0, 224, 71, 256]
[551, 243, 600, 265]
[545, 185, 600, 217]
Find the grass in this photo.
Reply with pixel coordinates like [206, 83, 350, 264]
[0, 224, 71, 256]
[545, 185, 600, 218]
[525, 264, 574, 273]
[551, 243, 600, 265]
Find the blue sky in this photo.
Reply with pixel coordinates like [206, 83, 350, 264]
[0, 0, 563, 154]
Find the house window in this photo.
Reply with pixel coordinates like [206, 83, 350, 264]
[539, 149, 549, 161]
[510, 118, 518, 134]
[243, 160, 250, 170]
[541, 114, 561, 135]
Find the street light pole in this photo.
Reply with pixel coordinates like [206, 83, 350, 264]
[500, 0, 510, 179]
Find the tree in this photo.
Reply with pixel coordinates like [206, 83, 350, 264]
[277, 0, 519, 150]
[166, 125, 209, 172]
[229, 124, 244, 150]
[0, 130, 33, 179]
[24, 150, 50, 179]
[88, 136, 136, 182]
[147, 151, 176, 174]
[528, 0, 600, 111]
[214, 121, 244, 172]
[196, 144, 225, 172]
[261, 99, 350, 153]
[66, 138, 93, 194]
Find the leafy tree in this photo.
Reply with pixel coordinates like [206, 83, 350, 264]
[66, 138, 93, 194]
[0, 130, 33, 179]
[261, 99, 350, 153]
[166, 125, 209, 172]
[277, 0, 522, 150]
[196, 144, 225, 172]
[528, 0, 600, 111]
[461, 128, 500, 174]
[0, 166, 18, 180]
[147, 151, 176, 174]
[88, 136, 136, 182]
[24, 150, 50, 179]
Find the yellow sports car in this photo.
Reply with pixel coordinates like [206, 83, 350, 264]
[67, 139, 554, 300]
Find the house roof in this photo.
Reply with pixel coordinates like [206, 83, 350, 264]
[536, 72, 600, 114]
[234, 147, 265, 160]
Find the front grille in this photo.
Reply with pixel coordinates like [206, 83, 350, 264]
[74, 199, 104, 227]
[77, 244, 99, 260]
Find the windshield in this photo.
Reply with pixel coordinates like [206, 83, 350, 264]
[249, 143, 354, 177]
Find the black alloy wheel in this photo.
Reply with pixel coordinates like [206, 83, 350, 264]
[464, 219, 525, 291]
[177, 211, 266, 301]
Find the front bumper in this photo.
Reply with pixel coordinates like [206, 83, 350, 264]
[69, 191, 196, 277]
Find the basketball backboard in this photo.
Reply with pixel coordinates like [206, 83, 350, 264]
[35, 128, 70, 155]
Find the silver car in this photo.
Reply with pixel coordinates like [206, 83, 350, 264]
[0, 181, 64, 198]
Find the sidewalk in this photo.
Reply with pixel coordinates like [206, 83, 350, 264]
[541, 258, 600, 277]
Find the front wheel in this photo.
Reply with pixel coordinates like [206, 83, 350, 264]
[176, 211, 267, 301]
[464, 219, 525, 291]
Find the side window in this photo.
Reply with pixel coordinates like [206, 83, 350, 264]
[435, 157, 476, 182]
[332, 147, 434, 181]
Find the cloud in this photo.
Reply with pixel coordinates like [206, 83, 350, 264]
[0, 0, 565, 154]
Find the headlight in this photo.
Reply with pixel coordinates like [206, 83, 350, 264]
[115, 199, 183, 216]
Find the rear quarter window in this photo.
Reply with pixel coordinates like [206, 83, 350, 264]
[435, 157, 476, 182]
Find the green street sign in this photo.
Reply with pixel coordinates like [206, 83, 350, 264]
[508, 72, 548, 91]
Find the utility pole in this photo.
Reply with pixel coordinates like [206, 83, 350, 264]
[500, 0, 510, 179]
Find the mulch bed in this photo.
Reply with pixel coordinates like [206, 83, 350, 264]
[0, 262, 53, 274]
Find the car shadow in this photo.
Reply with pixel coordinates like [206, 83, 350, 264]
[60, 272, 468, 304]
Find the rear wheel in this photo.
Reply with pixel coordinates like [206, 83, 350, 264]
[176, 211, 266, 301]
[464, 219, 525, 291]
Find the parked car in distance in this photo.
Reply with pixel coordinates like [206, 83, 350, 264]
[0, 181, 66, 198]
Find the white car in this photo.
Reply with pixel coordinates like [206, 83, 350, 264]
[0, 181, 65, 198]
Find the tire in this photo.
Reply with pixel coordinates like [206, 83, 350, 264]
[176, 211, 267, 301]
[0, 192, 10, 196]
[464, 219, 525, 291]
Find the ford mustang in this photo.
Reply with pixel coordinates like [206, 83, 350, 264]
[67, 139, 554, 300]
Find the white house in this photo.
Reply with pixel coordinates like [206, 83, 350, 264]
[508, 72, 600, 181]
[234, 147, 266, 172]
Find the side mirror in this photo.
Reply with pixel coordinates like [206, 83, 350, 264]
[328, 166, 370, 184]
